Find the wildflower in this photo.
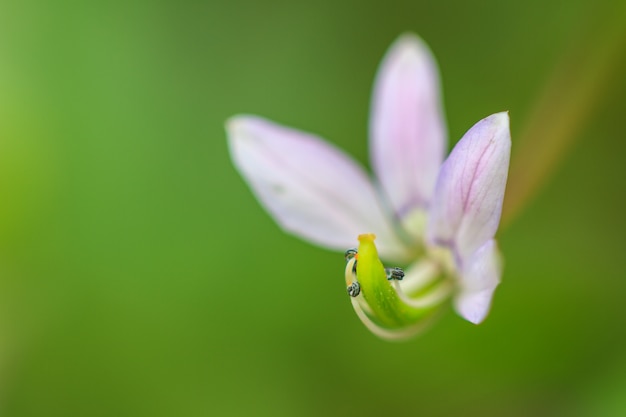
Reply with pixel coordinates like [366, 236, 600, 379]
[226, 34, 511, 339]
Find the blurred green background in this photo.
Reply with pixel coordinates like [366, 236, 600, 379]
[0, 0, 625, 416]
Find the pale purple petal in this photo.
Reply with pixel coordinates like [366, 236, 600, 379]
[227, 115, 410, 262]
[370, 33, 447, 219]
[426, 112, 511, 260]
[454, 239, 501, 324]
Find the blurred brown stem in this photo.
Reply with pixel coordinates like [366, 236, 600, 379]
[501, 3, 626, 227]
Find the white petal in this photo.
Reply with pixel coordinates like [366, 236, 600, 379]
[454, 239, 501, 324]
[227, 115, 410, 262]
[370, 33, 447, 219]
[427, 112, 511, 259]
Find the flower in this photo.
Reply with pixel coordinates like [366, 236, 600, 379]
[226, 34, 511, 338]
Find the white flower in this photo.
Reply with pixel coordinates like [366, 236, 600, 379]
[226, 34, 511, 335]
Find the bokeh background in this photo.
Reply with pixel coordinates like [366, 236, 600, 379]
[0, 0, 625, 416]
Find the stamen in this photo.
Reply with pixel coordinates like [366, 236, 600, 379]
[344, 248, 358, 262]
[356, 294, 374, 315]
[350, 297, 438, 341]
[344, 257, 358, 286]
[347, 282, 361, 297]
[398, 259, 441, 294]
[393, 279, 453, 309]
[344, 251, 362, 298]
[385, 267, 405, 281]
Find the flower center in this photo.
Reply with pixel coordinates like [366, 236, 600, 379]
[426, 245, 456, 277]
[400, 208, 428, 247]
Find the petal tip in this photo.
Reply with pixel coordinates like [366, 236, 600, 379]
[455, 240, 502, 325]
[463, 311, 487, 325]
[455, 288, 498, 325]
[387, 32, 432, 63]
[225, 114, 257, 137]
[393, 32, 425, 48]
[482, 112, 511, 137]
[489, 111, 510, 124]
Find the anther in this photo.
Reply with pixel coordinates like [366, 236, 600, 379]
[344, 248, 358, 262]
[385, 267, 405, 281]
[347, 281, 361, 297]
